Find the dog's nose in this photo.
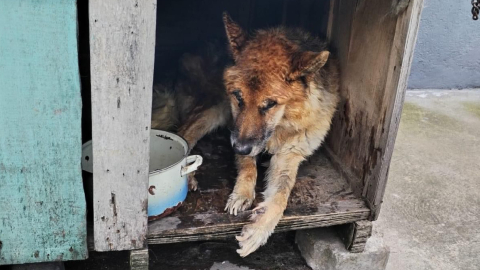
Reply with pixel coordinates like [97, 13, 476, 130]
[233, 143, 253, 155]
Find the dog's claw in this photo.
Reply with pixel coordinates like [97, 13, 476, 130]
[235, 234, 245, 242]
[225, 192, 254, 216]
[252, 206, 266, 215]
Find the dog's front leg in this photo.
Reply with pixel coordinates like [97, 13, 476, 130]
[225, 155, 257, 215]
[236, 152, 305, 257]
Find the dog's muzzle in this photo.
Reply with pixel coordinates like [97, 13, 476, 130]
[230, 131, 271, 156]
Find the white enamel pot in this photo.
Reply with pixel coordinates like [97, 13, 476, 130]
[81, 130, 203, 219]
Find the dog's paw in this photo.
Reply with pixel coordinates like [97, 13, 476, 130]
[235, 214, 273, 257]
[188, 173, 198, 191]
[224, 191, 254, 216]
[235, 224, 270, 257]
[235, 203, 282, 257]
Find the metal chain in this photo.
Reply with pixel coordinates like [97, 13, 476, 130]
[473, 0, 480, 20]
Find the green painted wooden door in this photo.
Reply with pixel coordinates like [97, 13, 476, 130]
[0, 0, 87, 265]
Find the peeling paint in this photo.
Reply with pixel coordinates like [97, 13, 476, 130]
[0, 0, 87, 264]
[148, 202, 182, 222]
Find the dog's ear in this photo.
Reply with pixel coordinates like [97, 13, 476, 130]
[223, 12, 246, 60]
[288, 51, 330, 80]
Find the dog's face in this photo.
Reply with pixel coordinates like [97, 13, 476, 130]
[224, 66, 286, 156]
[222, 13, 330, 156]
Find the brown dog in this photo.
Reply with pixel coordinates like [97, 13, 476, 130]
[152, 13, 339, 257]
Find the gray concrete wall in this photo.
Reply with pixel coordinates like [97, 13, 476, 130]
[408, 0, 480, 89]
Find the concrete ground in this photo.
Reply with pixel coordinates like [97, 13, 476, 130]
[374, 89, 480, 270]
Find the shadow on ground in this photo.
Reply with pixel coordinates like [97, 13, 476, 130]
[64, 232, 309, 270]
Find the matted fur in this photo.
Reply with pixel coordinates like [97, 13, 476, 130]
[151, 13, 339, 257]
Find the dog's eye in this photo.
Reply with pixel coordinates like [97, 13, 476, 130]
[232, 90, 244, 106]
[262, 100, 277, 112]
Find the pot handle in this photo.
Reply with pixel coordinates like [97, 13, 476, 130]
[181, 155, 203, 176]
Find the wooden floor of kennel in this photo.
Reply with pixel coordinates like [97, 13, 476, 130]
[85, 0, 425, 269]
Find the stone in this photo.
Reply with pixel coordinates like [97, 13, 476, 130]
[296, 228, 389, 270]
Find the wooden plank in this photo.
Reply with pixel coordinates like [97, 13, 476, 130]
[0, 0, 87, 265]
[89, 0, 157, 251]
[147, 132, 370, 244]
[325, 0, 424, 219]
[326, 0, 335, 41]
[130, 249, 149, 270]
[365, 0, 425, 220]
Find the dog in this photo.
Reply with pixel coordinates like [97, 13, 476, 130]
[151, 13, 340, 257]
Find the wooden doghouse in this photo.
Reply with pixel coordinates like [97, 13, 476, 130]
[0, 0, 423, 268]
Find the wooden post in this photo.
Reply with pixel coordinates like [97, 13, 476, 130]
[89, 0, 157, 251]
[336, 220, 373, 253]
[325, 0, 424, 220]
[130, 249, 149, 270]
[366, 0, 425, 220]
[0, 0, 87, 265]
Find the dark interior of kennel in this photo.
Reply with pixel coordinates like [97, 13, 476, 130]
[79, 0, 373, 245]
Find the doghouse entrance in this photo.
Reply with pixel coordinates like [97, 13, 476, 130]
[146, 0, 370, 244]
[148, 131, 369, 244]
[81, 0, 421, 256]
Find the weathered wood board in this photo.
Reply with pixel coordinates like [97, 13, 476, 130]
[129, 248, 148, 270]
[325, 0, 424, 219]
[369, 0, 425, 220]
[147, 132, 370, 244]
[89, 0, 157, 251]
[336, 220, 372, 253]
[0, 0, 87, 264]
